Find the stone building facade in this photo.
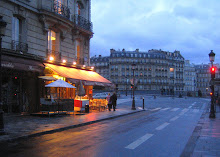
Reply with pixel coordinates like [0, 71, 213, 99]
[0, 0, 93, 113]
[91, 49, 185, 95]
[184, 60, 197, 96]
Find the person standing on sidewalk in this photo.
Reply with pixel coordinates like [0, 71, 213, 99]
[110, 92, 117, 111]
[106, 93, 112, 111]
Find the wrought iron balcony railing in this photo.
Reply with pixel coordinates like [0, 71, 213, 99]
[11, 40, 28, 53]
[53, 0, 70, 19]
[72, 15, 93, 32]
[46, 49, 61, 60]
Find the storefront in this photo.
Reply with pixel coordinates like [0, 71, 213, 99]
[41, 63, 113, 113]
[1, 53, 44, 113]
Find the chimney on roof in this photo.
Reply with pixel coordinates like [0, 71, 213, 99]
[110, 49, 115, 53]
[99, 55, 101, 57]
[122, 48, 125, 52]
[136, 49, 139, 52]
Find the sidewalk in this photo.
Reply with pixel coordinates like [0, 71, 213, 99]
[181, 104, 220, 157]
[0, 98, 142, 143]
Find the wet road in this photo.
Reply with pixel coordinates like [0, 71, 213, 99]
[1, 97, 208, 157]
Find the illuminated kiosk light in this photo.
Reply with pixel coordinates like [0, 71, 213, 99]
[73, 62, 76, 65]
[49, 56, 54, 61]
[63, 59, 66, 63]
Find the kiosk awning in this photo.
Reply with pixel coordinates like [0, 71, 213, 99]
[44, 63, 112, 85]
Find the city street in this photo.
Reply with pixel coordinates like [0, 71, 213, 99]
[1, 96, 209, 157]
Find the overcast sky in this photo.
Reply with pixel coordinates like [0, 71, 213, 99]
[90, 0, 219, 64]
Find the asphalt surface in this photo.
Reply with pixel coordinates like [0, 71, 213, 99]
[0, 97, 209, 157]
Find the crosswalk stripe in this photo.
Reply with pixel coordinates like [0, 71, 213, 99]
[156, 122, 170, 130]
[151, 108, 161, 111]
[179, 108, 189, 115]
[171, 108, 180, 111]
[125, 134, 154, 150]
[170, 116, 179, 121]
[161, 108, 170, 111]
[193, 109, 199, 113]
[191, 102, 196, 106]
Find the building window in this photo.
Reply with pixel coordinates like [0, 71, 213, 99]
[170, 68, 174, 72]
[48, 30, 60, 60]
[12, 17, 22, 42]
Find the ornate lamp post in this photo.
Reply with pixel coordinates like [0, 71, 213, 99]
[209, 50, 216, 118]
[131, 63, 136, 110]
[0, 16, 7, 135]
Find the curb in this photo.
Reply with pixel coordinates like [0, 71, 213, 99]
[0, 110, 145, 144]
[180, 103, 209, 157]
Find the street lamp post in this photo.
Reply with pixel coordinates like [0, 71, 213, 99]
[131, 63, 136, 110]
[125, 77, 127, 96]
[209, 50, 215, 118]
[0, 16, 7, 135]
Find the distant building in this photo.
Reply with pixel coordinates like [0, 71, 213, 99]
[195, 63, 220, 96]
[90, 55, 110, 80]
[91, 49, 185, 95]
[184, 60, 197, 96]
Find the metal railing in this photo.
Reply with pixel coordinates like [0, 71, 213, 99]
[53, 0, 70, 19]
[11, 40, 28, 53]
[46, 49, 61, 60]
[72, 14, 93, 32]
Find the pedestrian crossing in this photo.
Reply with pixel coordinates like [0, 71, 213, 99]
[145, 106, 202, 114]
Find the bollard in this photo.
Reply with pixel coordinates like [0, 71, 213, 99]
[143, 97, 145, 110]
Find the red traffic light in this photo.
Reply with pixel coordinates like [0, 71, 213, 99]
[210, 92, 213, 96]
[211, 67, 215, 72]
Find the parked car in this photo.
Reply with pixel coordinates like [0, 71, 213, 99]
[93, 93, 108, 99]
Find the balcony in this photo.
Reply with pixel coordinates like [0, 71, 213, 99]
[41, 1, 70, 19]
[53, 1, 70, 19]
[72, 15, 93, 32]
[11, 40, 28, 54]
[46, 49, 61, 60]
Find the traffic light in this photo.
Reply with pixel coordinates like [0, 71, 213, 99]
[210, 67, 216, 79]
[210, 92, 213, 96]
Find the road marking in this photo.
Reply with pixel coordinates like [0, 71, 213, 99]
[151, 108, 161, 111]
[191, 102, 196, 106]
[179, 109, 189, 116]
[193, 109, 199, 113]
[182, 108, 189, 112]
[171, 108, 180, 111]
[170, 116, 179, 121]
[161, 108, 170, 111]
[156, 122, 170, 130]
[125, 134, 153, 150]
[188, 106, 192, 109]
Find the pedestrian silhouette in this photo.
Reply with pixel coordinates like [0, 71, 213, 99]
[110, 92, 117, 111]
[106, 93, 112, 111]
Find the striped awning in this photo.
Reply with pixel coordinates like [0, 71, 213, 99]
[44, 63, 112, 86]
